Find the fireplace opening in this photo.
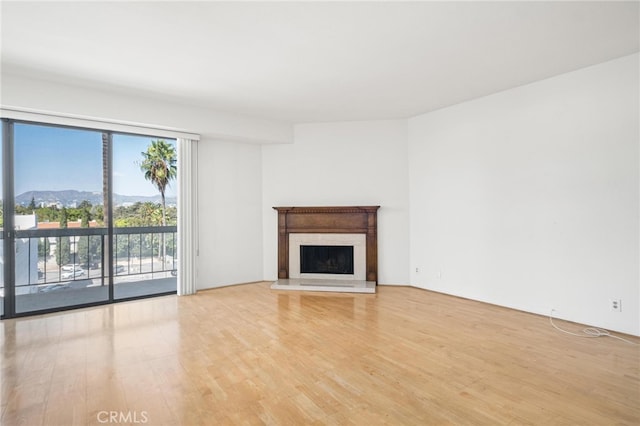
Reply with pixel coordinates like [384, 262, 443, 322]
[300, 245, 354, 275]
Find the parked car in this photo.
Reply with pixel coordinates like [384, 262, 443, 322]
[114, 265, 126, 274]
[61, 268, 85, 280]
[61, 264, 82, 272]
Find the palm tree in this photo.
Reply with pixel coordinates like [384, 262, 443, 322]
[102, 132, 110, 284]
[139, 139, 177, 262]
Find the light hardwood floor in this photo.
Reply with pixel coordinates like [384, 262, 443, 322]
[1, 282, 638, 425]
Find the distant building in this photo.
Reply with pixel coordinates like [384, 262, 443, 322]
[0, 215, 40, 295]
[37, 219, 99, 229]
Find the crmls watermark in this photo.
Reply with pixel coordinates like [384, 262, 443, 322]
[97, 411, 149, 424]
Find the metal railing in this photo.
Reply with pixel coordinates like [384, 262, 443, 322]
[13, 226, 177, 293]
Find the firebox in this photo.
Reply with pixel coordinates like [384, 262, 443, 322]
[300, 245, 354, 275]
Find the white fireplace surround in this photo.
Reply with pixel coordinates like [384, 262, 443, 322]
[289, 233, 366, 280]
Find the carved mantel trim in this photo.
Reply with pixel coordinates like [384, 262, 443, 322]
[273, 206, 380, 283]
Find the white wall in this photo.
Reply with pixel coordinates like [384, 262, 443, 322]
[262, 120, 410, 285]
[1, 72, 293, 143]
[197, 139, 264, 289]
[408, 53, 639, 335]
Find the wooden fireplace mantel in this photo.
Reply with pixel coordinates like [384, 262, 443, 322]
[273, 206, 380, 283]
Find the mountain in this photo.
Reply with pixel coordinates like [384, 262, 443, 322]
[15, 190, 176, 207]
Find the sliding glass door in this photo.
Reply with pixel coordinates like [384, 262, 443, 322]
[1, 120, 177, 318]
[112, 134, 177, 299]
[12, 123, 108, 313]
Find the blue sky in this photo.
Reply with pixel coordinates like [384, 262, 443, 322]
[11, 123, 177, 198]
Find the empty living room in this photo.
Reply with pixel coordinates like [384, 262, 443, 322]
[1, 1, 638, 425]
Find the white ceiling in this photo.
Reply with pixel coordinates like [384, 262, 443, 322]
[1, 1, 638, 124]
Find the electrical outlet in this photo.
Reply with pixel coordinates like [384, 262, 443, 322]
[415, 267, 419, 273]
[610, 299, 622, 312]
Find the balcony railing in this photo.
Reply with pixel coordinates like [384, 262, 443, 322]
[12, 226, 177, 295]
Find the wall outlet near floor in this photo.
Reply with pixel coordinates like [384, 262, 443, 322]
[610, 299, 622, 312]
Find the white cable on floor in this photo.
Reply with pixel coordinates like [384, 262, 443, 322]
[549, 309, 638, 345]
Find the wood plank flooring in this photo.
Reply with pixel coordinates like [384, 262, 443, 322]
[1, 282, 638, 425]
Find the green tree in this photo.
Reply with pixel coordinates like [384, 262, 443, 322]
[56, 236, 71, 266]
[38, 238, 50, 259]
[56, 207, 71, 266]
[28, 197, 36, 210]
[77, 235, 102, 269]
[93, 205, 104, 226]
[139, 139, 177, 261]
[139, 140, 177, 227]
[34, 205, 59, 223]
[60, 207, 68, 228]
[139, 202, 159, 226]
[79, 200, 92, 227]
[75, 201, 99, 268]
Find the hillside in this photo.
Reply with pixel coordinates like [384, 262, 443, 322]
[15, 190, 176, 207]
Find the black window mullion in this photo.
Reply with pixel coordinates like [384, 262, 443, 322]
[2, 119, 16, 318]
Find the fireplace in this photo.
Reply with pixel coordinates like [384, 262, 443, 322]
[289, 233, 366, 280]
[301, 245, 354, 274]
[273, 206, 379, 283]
